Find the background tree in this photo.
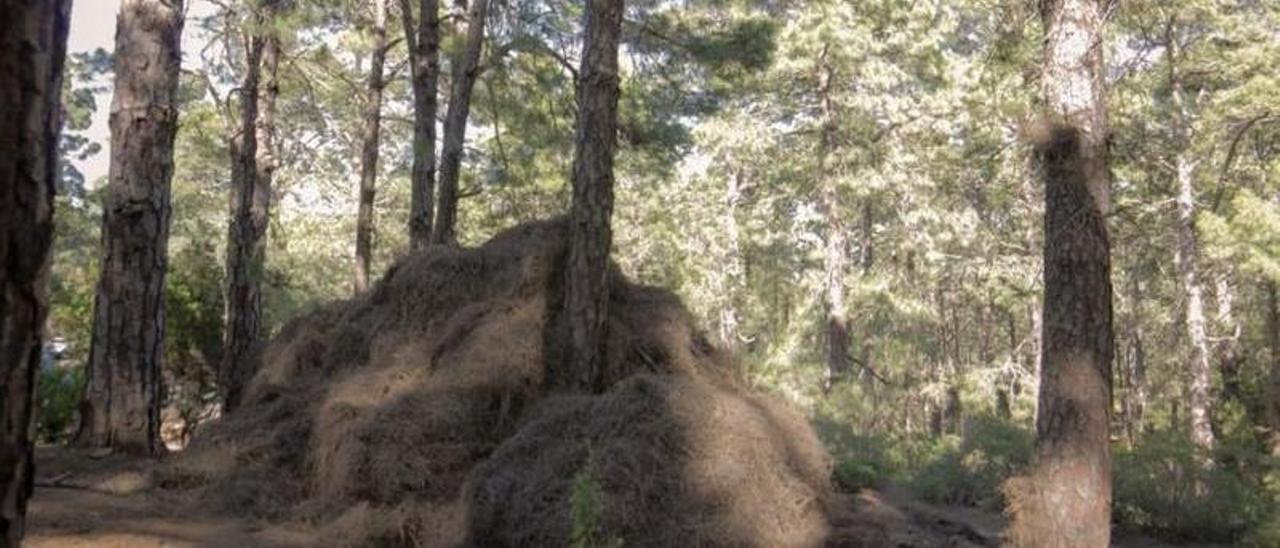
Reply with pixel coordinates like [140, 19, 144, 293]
[222, 0, 285, 411]
[0, 0, 72, 542]
[354, 0, 390, 291]
[79, 0, 185, 455]
[401, 0, 441, 250]
[430, 0, 489, 244]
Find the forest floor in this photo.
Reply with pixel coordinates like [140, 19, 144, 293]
[24, 446, 1211, 547]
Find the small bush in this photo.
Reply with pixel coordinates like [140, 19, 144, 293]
[1114, 430, 1277, 544]
[909, 415, 1032, 510]
[35, 365, 85, 443]
[569, 449, 622, 548]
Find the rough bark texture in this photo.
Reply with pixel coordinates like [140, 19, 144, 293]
[401, 0, 441, 251]
[816, 52, 850, 393]
[354, 0, 389, 292]
[222, 0, 281, 412]
[80, 0, 184, 456]
[1006, 2, 1113, 546]
[555, 0, 623, 390]
[430, 0, 488, 245]
[0, 1, 71, 542]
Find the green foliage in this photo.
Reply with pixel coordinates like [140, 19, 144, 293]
[569, 449, 622, 548]
[909, 416, 1032, 510]
[1114, 430, 1279, 544]
[35, 366, 86, 444]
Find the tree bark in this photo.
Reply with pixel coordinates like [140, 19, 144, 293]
[79, 0, 184, 456]
[400, 0, 441, 251]
[555, 0, 623, 390]
[0, 0, 71, 542]
[222, 0, 282, 412]
[354, 0, 389, 292]
[1007, 1, 1113, 546]
[1167, 29, 1215, 453]
[1266, 281, 1280, 455]
[717, 169, 746, 353]
[430, 0, 488, 245]
[816, 49, 850, 394]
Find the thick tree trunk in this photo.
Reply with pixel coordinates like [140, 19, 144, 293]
[430, 0, 488, 245]
[222, 0, 281, 412]
[354, 0, 389, 292]
[80, 0, 184, 456]
[0, 1, 71, 541]
[555, 0, 623, 390]
[400, 0, 441, 251]
[816, 53, 850, 393]
[1007, 2, 1113, 546]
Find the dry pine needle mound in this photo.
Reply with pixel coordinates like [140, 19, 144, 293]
[164, 219, 911, 547]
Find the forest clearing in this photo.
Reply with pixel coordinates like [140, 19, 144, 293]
[3, 0, 1280, 546]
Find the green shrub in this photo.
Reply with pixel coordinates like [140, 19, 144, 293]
[909, 415, 1032, 510]
[35, 366, 85, 443]
[569, 449, 622, 548]
[1114, 430, 1277, 544]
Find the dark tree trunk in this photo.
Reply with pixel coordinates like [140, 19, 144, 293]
[1007, 1, 1114, 546]
[0, 1, 71, 541]
[430, 0, 488, 245]
[400, 0, 441, 251]
[816, 50, 850, 394]
[354, 0, 389, 292]
[222, 0, 281, 412]
[554, 0, 623, 390]
[80, 0, 184, 456]
[1267, 281, 1280, 455]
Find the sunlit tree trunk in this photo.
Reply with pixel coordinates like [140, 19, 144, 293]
[556, 0, 623, 390]
[222, 0, 282, 411]
[1168, 30, 1215, 453]
[1007, 1, 1113, 546]
[400, 0, 441, 251]
[80, 0, 184, 456]
[430, 0, 489, 245]
[354, 0, 389, 292]
[1214, 274, 1243, 408]
[816, 50, 850, 393]
[0, 0, 71, 541]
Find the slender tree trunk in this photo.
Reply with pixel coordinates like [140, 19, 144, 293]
[400, 0, 441, 251]
[1266, 281, 1280, 455]
[354, 0, 389, 292]
[222, 0, 281, 412]
[0, 1, 71, 541]
[1124, 278, 1148, 443]
[717, 169, 746, 353]
[816, 50, 850, 393]
[1007, 2, 1113, 546]
[556, 0, 623, 390]
[80, 0, 184, 456]
[1214, 274, 1243, 408]
[1169, 55, 1215, 452]
[430, 0, 489, 245]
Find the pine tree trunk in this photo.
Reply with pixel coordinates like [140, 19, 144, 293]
[80, 0, 184, 456]
[816, 52, 850, 393]
[1007, 1, 1113, 546]
[0, 0, 71, 541]
[1214, 275, 1243, 408]
[556, 0, 623, 390]
[401, 0, 441, 251]
[354, 0, 389, 292]
[717, 169, 745, 353]
[1161, 17, 1216, 455]
[222, 0, 281, 412]
[430, 0, 488, 245]
[1266, 281, 1280, 455]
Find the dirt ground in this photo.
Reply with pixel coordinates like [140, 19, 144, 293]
[23, 446, 1213, 548]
